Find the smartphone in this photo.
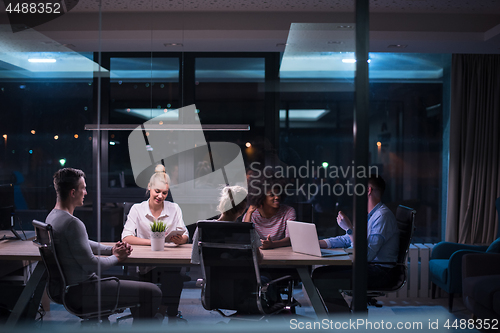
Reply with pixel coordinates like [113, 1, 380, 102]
[165, 226, 186, 242]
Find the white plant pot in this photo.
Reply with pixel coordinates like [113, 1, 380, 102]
[150, 231, 166, 251]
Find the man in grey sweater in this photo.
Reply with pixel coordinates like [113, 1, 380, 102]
[46, 168, 162, 321]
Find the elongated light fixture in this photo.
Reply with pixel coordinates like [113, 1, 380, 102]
[28, 59, 56, 63]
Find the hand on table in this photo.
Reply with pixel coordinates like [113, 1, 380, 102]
[261, 235, 275, 249]
[113, 241, 132, 262]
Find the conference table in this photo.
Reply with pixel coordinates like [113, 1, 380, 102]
[0, 235, 352, 325]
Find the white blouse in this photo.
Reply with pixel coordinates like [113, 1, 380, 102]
[121, 200, 189, 241]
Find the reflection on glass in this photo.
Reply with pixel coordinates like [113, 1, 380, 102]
[280, 51, 449, 243]
[108, 56, 180, 185]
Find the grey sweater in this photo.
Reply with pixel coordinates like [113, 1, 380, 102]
[45, 209, 119, 285]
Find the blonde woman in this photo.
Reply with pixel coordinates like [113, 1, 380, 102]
[122, 164, 188, 246]
[191, 185, 282, 310]
[191, 185, 255, 264]
[121, 164, 189, 322]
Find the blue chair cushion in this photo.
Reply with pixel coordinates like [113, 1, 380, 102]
[486, 238, 500, 253]
[429, 259, 449, 284]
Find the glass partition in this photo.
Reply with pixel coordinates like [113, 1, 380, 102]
[107, 55, 181, 189]
[0, 0, 450, 325]
[367, 54, 450, 243]
[278, 23, 356, 236]
[194, 56, 266, 163]
[0, 22, 97, 227]
[280, 51, 449, 242]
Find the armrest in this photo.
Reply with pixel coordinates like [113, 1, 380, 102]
[78, 276, 121, 312]
[78, 276, 120, 287]
[462, 253, 500, 279]
[447, 249, 485, 287]
[261, 275, 293, 293]
[368, 262, 398, 266]
[430, 242, 488, 260]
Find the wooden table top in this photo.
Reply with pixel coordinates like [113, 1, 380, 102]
[0, 238, 352, 266]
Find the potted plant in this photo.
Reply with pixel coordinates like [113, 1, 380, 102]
[150, 220, 167, 251]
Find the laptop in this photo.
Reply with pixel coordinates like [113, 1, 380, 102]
[287, 220, 347, 257]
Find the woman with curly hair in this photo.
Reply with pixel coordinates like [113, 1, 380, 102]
[244, 176, 296, 249]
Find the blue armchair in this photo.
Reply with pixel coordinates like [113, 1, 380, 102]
[430, 238, 500, 312]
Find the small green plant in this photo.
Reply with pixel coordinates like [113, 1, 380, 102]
[150, 220, 167, 233]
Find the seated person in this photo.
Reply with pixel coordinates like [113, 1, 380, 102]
[122, 164, 189, 321]
[244, 177, 296, 249]
[191, 186, 281, 309]
[46, 168, 162, 321]
[191, 185, 261, 264]
[313, 174, 399, 313]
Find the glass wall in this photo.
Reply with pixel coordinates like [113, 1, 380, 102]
[0, 0, 450, 322]
[279, 52, 450, 242]
[107, 55, 181, 189]
[0, 38, 449, 240]
[0, 47, 96, 225]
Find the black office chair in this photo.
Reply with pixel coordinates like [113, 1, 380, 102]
[196, 220, 299, 319]
[365, 205, 417, 306]
[342, 205, 416, 308]
[32, 220, 135, 323]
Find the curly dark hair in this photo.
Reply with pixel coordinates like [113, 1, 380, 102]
[247, 174, 289, 208]
[53, 168, 85, 201]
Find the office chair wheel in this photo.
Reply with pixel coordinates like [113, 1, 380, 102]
[167, 311, 187, 325]
[81, 317, 110, 327]
[367, 297, 383, 307]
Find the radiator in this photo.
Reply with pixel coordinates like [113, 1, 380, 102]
[385, 243, 435, 299]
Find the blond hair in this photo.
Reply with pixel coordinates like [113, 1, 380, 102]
[217, 185, 247, 215]
[147, 164, 170, 190]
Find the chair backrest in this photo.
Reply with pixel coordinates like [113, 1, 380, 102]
[386, 205, 416, 291]
[197, 220, 264, 314]
[395, 205, 417, 265]
[32, 220, 67, 305]
[0, 184, 15, 230]
[123, 202, 135, 225]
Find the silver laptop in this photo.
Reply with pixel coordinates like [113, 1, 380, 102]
[287, 220, 347, 257]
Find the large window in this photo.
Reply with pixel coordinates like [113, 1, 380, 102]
[107, 55, 181, 189]
[0, 52, 95, 224]
[0, 1, 456, 323]
[279, 52, 450, 242]
[0, 51, 449, 243]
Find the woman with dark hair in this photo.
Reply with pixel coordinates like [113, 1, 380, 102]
[46, 168, 162, 322]
[244, 177, 296, 249]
